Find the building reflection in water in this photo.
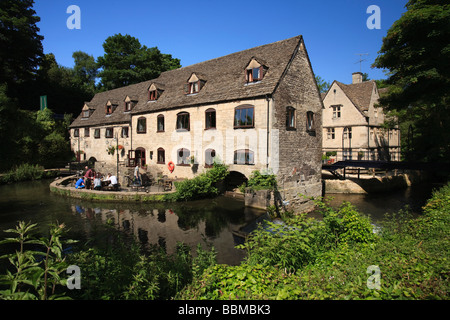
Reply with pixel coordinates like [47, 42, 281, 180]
[69, 197, 266, 265]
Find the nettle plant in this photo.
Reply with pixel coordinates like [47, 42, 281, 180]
[0, 221, 76, 300]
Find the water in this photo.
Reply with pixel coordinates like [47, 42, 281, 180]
[0, 179, 265, 265]
[0, 179, 439, 266]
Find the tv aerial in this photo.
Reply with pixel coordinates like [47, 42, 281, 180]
[355, 53, 369, 72]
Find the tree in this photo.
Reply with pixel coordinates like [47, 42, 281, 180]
[72, 51, 99, 94]
[315, 75, 331, 93]
[97, 34, 181, 90]
[0, 0, 44, 98]
[373, 0, 450, 162]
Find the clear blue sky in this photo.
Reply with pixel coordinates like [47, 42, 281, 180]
[33, 0, 408, 85]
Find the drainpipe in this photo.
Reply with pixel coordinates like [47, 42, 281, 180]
[265, 95, 271, 170]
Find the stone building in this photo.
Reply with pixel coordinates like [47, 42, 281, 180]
[69, 36, 323, 210]
[322, 72, 401, 162]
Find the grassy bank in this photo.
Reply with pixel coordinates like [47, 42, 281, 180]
[179, 183, 450, 300]
[0, 163, 58, 185]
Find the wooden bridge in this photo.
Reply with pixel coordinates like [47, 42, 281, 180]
[322, 160, 445, 180]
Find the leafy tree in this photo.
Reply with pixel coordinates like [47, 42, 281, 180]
[72, 51, 99, 94]
[373, 0, 450, 162]
[97, 34, 181, 90]
[0, 0, 44, 98]
[315, 75, 331, 93]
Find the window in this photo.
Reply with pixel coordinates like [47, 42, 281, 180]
[157, 115, 164, 132]
[234, 105, 254, 128]
[176, 112, 190, 131]
[137, 117, 146, 133]
[157, 148, 165, 164]
[246, 67, 262, 83]
[106, 105, 112, 115]
[332, 105, 341, 119]
[343, 127, 352, 139]
[82, 110, 90, 118]
[121, 126, 129, 138]
[84, 128, 90, 137]
[184, 73, 205, 95]
[94, 129, 100, 139]
[149, 90, 158, 101]
[234, 149, 254, 165]
[189, 81, 199, 94]
[73, 128, 79, 137]
[286, 107, 295, 129]
[306, 111, 315, 132]
[105, 127, 113, 138]
[177, 148, 190, 166]
[327, 128, 335, 140]
[205, 149, 216, 167]
[205, 108, 216, 129]
[125, 101, 132, 112]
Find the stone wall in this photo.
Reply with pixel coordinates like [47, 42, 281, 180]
[271, 40, 323, 212]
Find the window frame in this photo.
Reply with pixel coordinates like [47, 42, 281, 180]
[246, 66, 263, 83]
[306, 111, 315, 132]
[177, 148, 191, 166]
[157, 147, 165, 164]
[176, 112, 190, 131]
[73, 128, 79, 138]
[137, 117, 147, 134]
[332, 105, 341, 119]
[121, 126, 129, 138]
[84, 127, 90, 137]
[233, 149, 254, 165]
[157, 114, 165, 132]
[82, 110, 90, 118]
[327, 128, 335, 140]
[94, 128, 100, 139]
[205, 108, 216, 130]
[205, 149, 216, 168]
[234, 105, 255, 129]
[105, 127, 114, 139]
[149, 90, 158, 101]
[106, 105, 113, 115]
[286, 106, 296, 130]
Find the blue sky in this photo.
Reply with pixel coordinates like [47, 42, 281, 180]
[33, 0, 408, 85]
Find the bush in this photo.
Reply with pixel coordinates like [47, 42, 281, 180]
[171, 163, 229, 201]
[239, 170, 277, 192]
[0, 163, 46, 184]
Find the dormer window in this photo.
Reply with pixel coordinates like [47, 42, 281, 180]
[184, 73, 206, 95]
[105, 101, 117, 115]
[148, 83, 164, 101]
[124, 96, 137, 111]
[245, 58, 266, 83]
[82, 104, 91, 118]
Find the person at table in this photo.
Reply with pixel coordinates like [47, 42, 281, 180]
[75, 177, 85, 189]
[106, 173, 119, 190]
[84, 168, 95, 189]
[93, 174, 102, 191]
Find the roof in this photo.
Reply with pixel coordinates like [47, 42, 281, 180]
[333, 80, 376, 116]
[70, 36, 302, 128]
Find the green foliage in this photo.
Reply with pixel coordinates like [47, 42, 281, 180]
[239, 170, 277, 192]
[97, 33, 181, 90]
[0, 221, 76, 300]
[373, 0, 450, 161]
[0, 164, 45, 184]
[180, 183, 450, 300]
[171, 163, 229, 201]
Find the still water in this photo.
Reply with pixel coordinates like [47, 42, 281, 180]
[0, 179, 438, 265]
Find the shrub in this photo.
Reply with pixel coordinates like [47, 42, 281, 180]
[239, 170, 277, 192]
[171, 163, 229, 201]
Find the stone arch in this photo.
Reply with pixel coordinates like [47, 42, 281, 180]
[224, 170, 248, 191]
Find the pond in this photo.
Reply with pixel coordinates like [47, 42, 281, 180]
[0, 179, 439, 266]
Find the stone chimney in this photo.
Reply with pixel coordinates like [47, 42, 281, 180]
[352, 72, 363, 84]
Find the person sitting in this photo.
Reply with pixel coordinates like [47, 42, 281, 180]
[106, 173, 119, 191]
[75, 177, 85, 189]
[93, 174, 102, 191]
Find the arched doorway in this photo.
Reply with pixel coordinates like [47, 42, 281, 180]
[128, 148, 146, 167]
[224, 171, 248, 191]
